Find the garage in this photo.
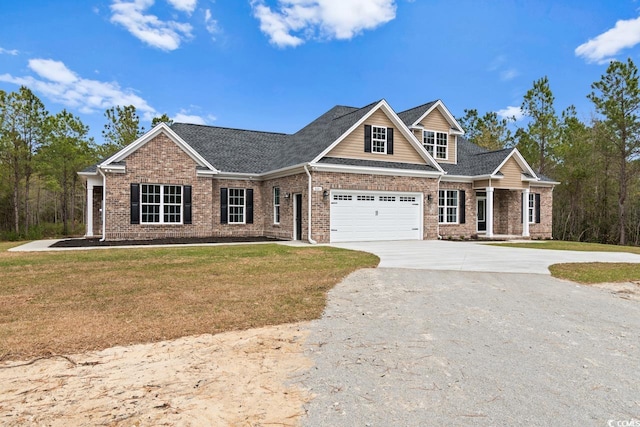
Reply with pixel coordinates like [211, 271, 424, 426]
[329, 190, 423, 243]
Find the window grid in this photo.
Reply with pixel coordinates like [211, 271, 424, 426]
[333, 195, 353, 201]
[357, 195, 375, 201]
[423, 130, 448, 160]
[273, 187, 280, 224]
[228, 189, 245, 224]
[141, 184, 182, 224]
[379, 196, 396, 202]
[438, 190, 458, 223]
[372, 126, 387, 153]
[399, 196, 416, 202]
[528, 193, 535, 224]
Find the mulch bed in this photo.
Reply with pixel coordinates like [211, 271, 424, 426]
[51, 236, 284, 248]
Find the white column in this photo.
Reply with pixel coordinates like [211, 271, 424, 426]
[486, 187, 494, 238]
[86, 183, 94, 237]
[522, 188, 530, 237]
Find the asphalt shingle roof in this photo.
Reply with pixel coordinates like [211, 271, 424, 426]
[319, 157, 439, 172]
[397, 101, 437, 126]
[440, 138, 513, 176]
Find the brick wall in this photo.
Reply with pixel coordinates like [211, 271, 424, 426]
[530, 186, 553, 239]
[262, 174, 308, 240]
[310, 171, 440, 243]
[104, 134, 214, 240]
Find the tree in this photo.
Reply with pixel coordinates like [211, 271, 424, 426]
[101, 105, 143, 156]
[588, 58, 640, 245]
[38, 110, 95, 235]
[519, 76, 560, 175]
[151, 113, 173, 127]
[0, 86, 48, 235]
[458, 108, 514, 150]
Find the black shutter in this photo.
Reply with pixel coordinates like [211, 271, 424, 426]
[459, 190, 465, 224]
[364, 124, 372, 153]
[130, 183, 140, 224]
[246, 189, 254, 224]
[183, 185, 192, 224]
[535, 193, 541, 224]
[387, 127, 394, 155]
[220, 188, 228, 224]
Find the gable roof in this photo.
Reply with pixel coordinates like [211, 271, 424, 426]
[397, 99, 464, 134]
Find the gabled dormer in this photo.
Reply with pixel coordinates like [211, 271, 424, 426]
[398, 100, 464, 165]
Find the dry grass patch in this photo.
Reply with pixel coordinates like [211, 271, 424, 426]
[0, 244, 378, 360]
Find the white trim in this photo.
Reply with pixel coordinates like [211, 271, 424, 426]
[371, 125, 388, 154]
[310, 162, 443, 178]
[310, 100, 445, 173]
[493, 148, 538, 181]
[100, 123, 219, 174]
[486, 187, 494, 238]
[273, 186, 281, 225]
[409, 100, 464, 134]
[97, 167, 107, 241]
[522, 188, 530, 237]
[303, 165, 317, 244]
[86, 182, 94, 237]
[442, 174, 502, 183]
[422, 129, 449, 161]
[438, 189, 460, 224]
[227, 188, 247, 224]
[139, 184, 184, 225]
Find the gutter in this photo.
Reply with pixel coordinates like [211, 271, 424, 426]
[303, 164, 317, 244]
[97, 167, 107, 242]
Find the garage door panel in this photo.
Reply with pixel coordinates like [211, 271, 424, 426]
[330, 191, 422, 243]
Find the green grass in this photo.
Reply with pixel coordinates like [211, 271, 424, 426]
[549, 263, 640, 284]
[494, 240, 640, 255]
[496, 240, 640, 284]
[0, 244, 379, 360]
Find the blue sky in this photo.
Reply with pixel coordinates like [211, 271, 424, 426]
[1, 0, 639, 144]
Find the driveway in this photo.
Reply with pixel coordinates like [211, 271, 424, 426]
[331, 240, 640, 273]
[300, 241, 640, 426]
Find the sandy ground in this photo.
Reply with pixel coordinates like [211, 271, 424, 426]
[591, 280, 640, 302]
[0, 322, 312, 427]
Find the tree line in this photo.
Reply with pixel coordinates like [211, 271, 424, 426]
[2, 59, 640, 244]
[0, 86, 171, 239]
[460, 58, 640, 246]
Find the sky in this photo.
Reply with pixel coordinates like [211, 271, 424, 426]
[1, 0, 640, 144]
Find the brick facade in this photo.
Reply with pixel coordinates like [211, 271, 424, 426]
[97, 133, 554, 242]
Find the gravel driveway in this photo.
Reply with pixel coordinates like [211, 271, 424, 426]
[301, 243, 640, 426]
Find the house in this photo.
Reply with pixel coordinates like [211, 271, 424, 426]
[79, 99, 557, 243]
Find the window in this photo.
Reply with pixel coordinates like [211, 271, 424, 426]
[528, 193, 535, 223]
[423, 130, 448, 160]
[357, 195, 375, 201]
[438, 190, 458, 223]
[372, 126, 387, 153]
[273, 187, 280, 224]
[399, 196, 416, 202]
[141, 184, 182, 224]
[228, 188, 245, 224]
[379, 196, 396, 202]
[333, 194, 352, 201]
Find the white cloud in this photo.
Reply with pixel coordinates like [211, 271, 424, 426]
[110, 0, 193, 51]
[575, 16, 640, 63]
[251, 0, 397, 48]
[167, 0, 197, 14]
[497, 106, 524, 121]
[0, 46, 19, 55]
[500, 68, 518, 81]
[173, 110, 207, 125]
[204, 9, 220, 39]
[0, 58, 156, 118]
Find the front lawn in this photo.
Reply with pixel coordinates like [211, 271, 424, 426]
[496, 241, 640, 284]
[0, 244, 378, 360]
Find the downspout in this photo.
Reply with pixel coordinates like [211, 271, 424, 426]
[436, 174, 443, 240]
[97, 167, 107, 242]
[303, 164, 317, 244]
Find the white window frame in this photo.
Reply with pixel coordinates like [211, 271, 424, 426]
[141, 184, 183, 224]
[528, 193, 536, 224]
[371, 125, 387, 154]
[228, 188, 246, 224]
[438, 190, 458, 224]
[423, 130, 448, 160]
[273, 187, 281, 224]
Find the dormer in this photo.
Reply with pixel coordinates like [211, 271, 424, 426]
[398, 100, 464, 165]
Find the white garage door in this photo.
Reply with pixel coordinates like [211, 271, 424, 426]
[330, 191, 423, 243]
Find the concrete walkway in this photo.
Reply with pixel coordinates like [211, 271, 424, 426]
[332, 240, 640, 274]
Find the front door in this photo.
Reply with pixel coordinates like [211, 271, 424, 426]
[294, 194, 303, 240]
[477, 195, 487, 232]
